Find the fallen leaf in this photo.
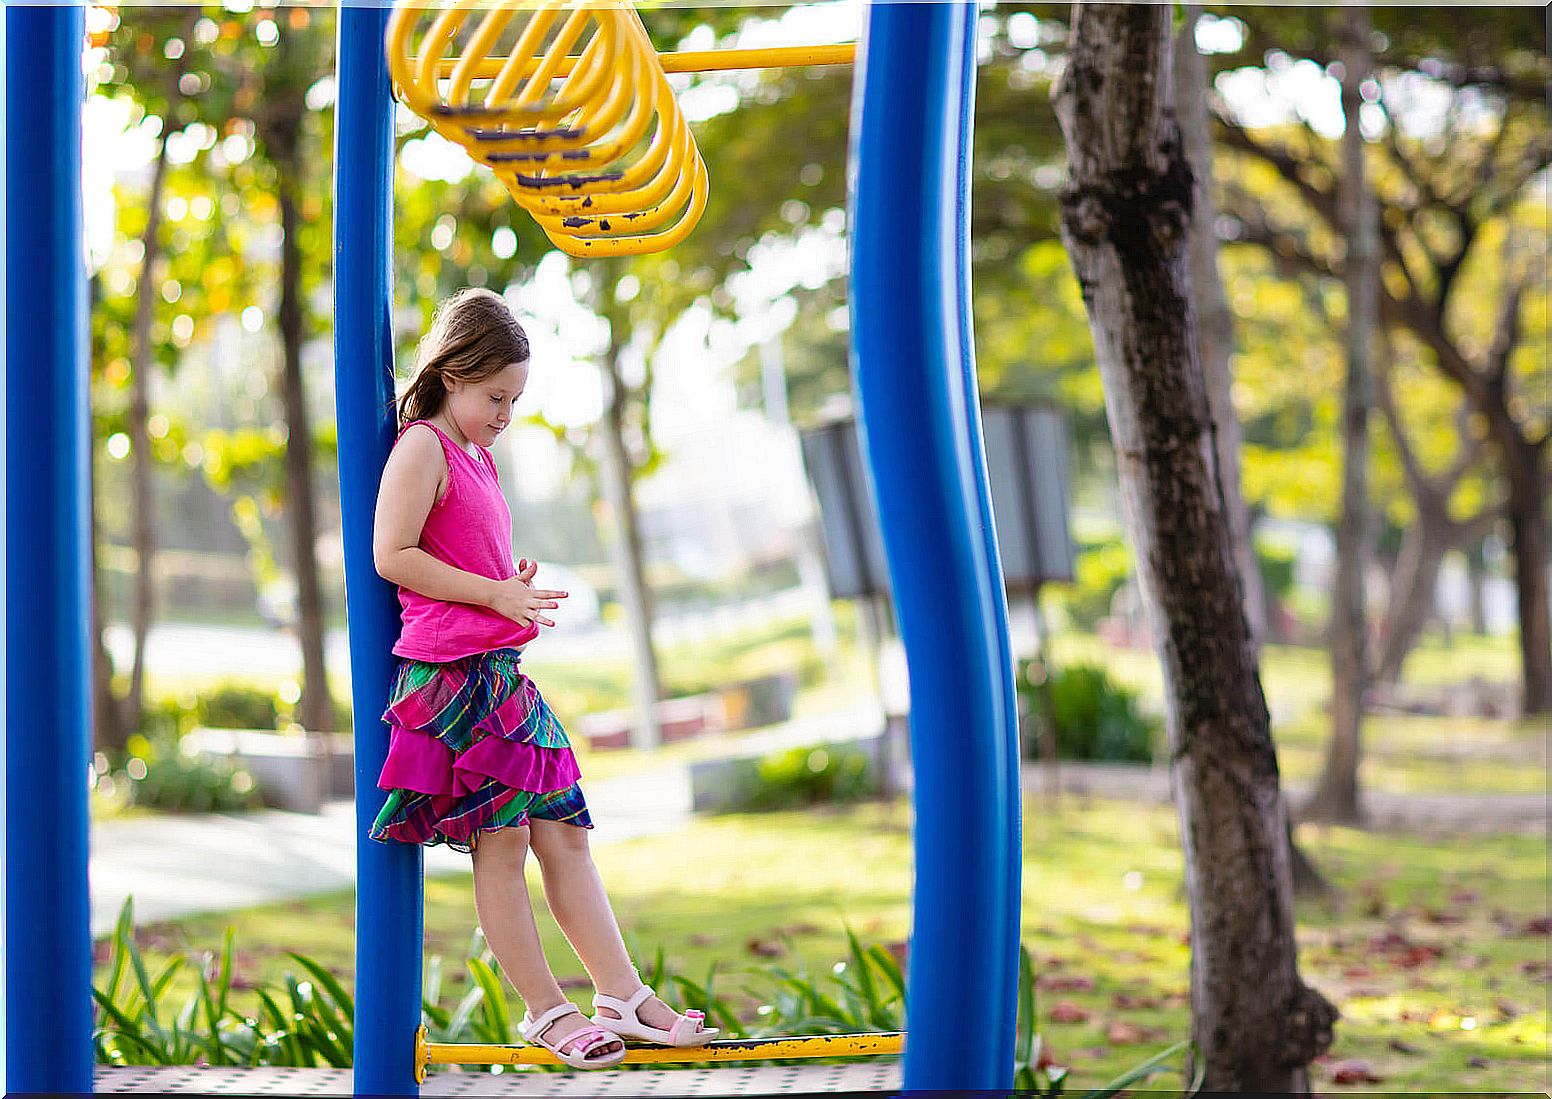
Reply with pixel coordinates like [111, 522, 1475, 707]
[1342, 965, 1374, 979]
[689, 933, 717, 947]
[1039, 974, 1096, 993]
[1112, 992, 1161, 1010]
[745, 938, 786, 958]
[1387, 1038, 1419, 1055]
[1106, 1020, 1164, 1045]
[1330, 1059, 1385, 1084]
[1049, 1001, 1090, 1024]
[1521, 916, 1552, 936]
[779, 922, 822, 937]
[1466, 1056, 1489, 1069]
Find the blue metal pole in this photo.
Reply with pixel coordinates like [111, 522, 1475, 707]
[5, 3, 95, 1094]
[950, 5, 1025, 1060]
[849, 1, 1018, 1090]
[335, 3, 423, 1095]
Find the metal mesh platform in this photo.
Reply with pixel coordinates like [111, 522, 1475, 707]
[98, 1061, 904, 1096]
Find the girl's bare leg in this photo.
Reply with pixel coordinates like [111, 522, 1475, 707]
[470, 825, 623, 1058]
[528, 818, 702, 1031]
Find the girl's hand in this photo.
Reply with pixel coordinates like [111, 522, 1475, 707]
[488, 574, 567, 628]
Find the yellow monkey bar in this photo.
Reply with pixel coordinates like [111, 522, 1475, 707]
[414, 1024, 904, 1080]
[387, 1, 855, 257]
[433, 42, 857, 78]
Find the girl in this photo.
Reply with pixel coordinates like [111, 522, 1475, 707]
[369, 287, 717, 1070]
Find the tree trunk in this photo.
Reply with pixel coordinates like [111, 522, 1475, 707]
[277, 170, 332, 734]
[594, 275, 662, 751]
[1374, 511, 1450, 684]
[88, 416, 128, 755]
[1503, 437, 1550, 714]
[122, 137, 172, 739]
[1174, 5, 1266, 643]
[1465, 537, 1489, 636]
[1305, 5, 1377, 826]
[1053, 7, 1337, 1089]
[1181, 4, 1330, 894]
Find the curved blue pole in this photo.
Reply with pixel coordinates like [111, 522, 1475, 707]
[951, 6, 1024, 1059]
[335, 3, 423, 1095]
[849, 2, 1018, 1089]
[5, 4, 95, 1094]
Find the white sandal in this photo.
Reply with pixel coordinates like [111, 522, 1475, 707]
[590, 984, 719, 1047]
[518, 1001, 627, 1069]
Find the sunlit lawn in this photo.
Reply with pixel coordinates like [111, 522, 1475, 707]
[109, 795, 1548, 1093]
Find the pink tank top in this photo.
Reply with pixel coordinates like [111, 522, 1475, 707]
[391, 420, 540, 662]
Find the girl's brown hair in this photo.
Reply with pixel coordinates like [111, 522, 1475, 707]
[398, 288, 530, 429]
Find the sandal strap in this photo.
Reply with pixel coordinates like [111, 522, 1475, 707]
[564, 1025, 621, 1055]
[524, 1000, 581, 1037]
[594, 983, 655, 1013]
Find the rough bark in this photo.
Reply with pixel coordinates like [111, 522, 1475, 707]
[1305, 6, 1377, 826]
[1174, 6, 1266, 643]
[1052, 6, 1336, 1089]
[595, 272, 663, 751]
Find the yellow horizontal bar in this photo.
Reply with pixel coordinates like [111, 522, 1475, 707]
[426, 1030, 903, 1067]
[431, 42, 856, 80]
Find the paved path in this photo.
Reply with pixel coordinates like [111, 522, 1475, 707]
[91, 709, 1547, 937]
[1019, 762, 1550, 835]
[89, 705, 886, 936]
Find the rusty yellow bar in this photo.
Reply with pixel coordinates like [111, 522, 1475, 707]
[430, 42, 857, 79]
[417, 1027, 902, 1076]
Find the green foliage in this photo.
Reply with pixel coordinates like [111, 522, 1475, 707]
[1018, 661, 1157, 764]
[194, 684, 280, 732]
[124, 743, 260, 814]
[1062, 529, 1134, 631]
[94, 897, 352, 1067]
[740, 742, 879, 811]
[1254, 532, 1298, 604]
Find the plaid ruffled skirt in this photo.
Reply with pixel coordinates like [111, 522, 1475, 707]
[368, 647, 592, 853]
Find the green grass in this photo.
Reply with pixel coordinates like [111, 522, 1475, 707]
[103, 796, 1549, 1092]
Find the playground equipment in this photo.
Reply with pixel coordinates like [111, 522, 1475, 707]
[385, 0, 852, 257]
[5, 0, 1021, 1093]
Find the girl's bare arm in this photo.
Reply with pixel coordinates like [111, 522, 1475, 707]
[372, 425, 565, 624]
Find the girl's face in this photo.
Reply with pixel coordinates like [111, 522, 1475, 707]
[444, 359, 529, 448]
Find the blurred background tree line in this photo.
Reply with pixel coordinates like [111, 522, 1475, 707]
[87, 2, 1547, 822]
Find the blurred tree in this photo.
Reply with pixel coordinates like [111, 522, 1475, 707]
[239, 4, 338, 733]
[1175, 6, 1267, 643]
[1211, 5, 1551, 712]
[92, 6, 253, 748]
[1306, 4, 1379, 826]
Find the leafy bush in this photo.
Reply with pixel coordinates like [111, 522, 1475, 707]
[95, 899, 1192, 1092]
[740, 742, 879, 810]
[1017, 661, 1157, 764]
[122, 739, 260, 814]
[195, 684, 279, 732]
